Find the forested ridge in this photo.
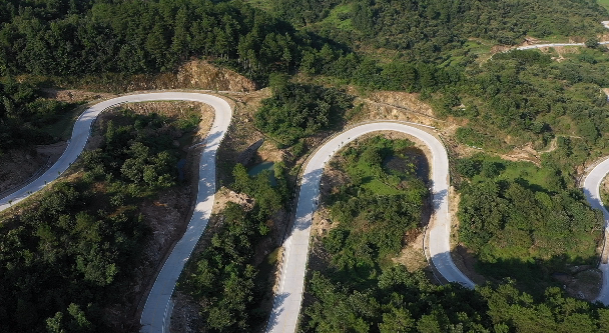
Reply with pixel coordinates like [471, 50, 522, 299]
[272, 0, 607, 52]
[0, 0, 307, 81]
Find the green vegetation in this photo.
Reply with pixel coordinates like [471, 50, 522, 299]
[445, 49, 609, 152]
[323, 136, 429, 277]
[305, 267, 609, 333]
[0, 107, 200, 332]
[179, 163, 289, 332]
[4, 0, 609, 330]
[303, 137, 609, 332]
[274, 0, 607, 53]
[81, 109, 197, 192]
[456, 154, 603, 292]
[598, 0, 609, 12]
[0, 0, 312, 83]
[0, 79, 76, 152]
[255, 75, 353, 146]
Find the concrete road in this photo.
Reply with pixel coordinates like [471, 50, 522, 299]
[514, 22, 609, 51]
[583, 158, 609, 305]
[266, 122, 473, 333]
[0, 92, 233, 333]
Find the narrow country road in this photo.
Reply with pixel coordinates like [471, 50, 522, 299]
[516, 20, 609, 306]
[582, 159, 609, 305]
[0, 92, 233, 333]
[266, 122, 474, 333]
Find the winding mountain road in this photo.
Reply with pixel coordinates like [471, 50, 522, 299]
[0, 92, 514, 333]
[583, 160, 609, 306]
[267, 122, 474, 333]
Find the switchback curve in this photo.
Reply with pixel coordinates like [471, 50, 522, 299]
[0, 92, 233, 333]
[0, 94, 474, 333]
[266, 122, 474, 333]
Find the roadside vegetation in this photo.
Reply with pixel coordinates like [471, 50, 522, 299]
[255, 74, 353, 147]
[301, 136, 609, 332]
[0, 107, 200, 332]
[456, 154, 604, 293]
[321, 136, 429, 274]
[0, 79, 77, 153]
[178, 162, 289, 332]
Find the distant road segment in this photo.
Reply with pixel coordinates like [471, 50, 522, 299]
[266, 122, 474, 333]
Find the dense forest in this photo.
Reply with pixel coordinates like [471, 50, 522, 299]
[456, 154, 604, 292]
[255, 75, 353, 146]
[0, 0, 307, 82]
[306, 267, 609, 332]
[272, 0, 607, 54]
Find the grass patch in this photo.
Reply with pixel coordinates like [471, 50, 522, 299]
[245, 0, 274, 12]
[598, 0, 609, 12]
[318, 4, 354, 31]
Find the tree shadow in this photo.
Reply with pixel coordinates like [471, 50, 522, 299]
[472, 253, 601, 298]
[265, 292, 290, 332]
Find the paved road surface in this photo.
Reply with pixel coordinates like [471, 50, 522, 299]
[583, 158, 609, 305]
[266, 122, 474, 333]
[0, 92, 233, 333]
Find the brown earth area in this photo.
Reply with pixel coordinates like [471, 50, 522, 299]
[55, 60, 257, 93]
[0, 142, 66, 199]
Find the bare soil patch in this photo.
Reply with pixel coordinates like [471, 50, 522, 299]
[71, 60, 257, 93]
[392, 231, 428, 272]
[0, 142, 68, 199]
[41, 88, 115, 103]
[553, 267, 602, 302]
[349, 93, 442, 128]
